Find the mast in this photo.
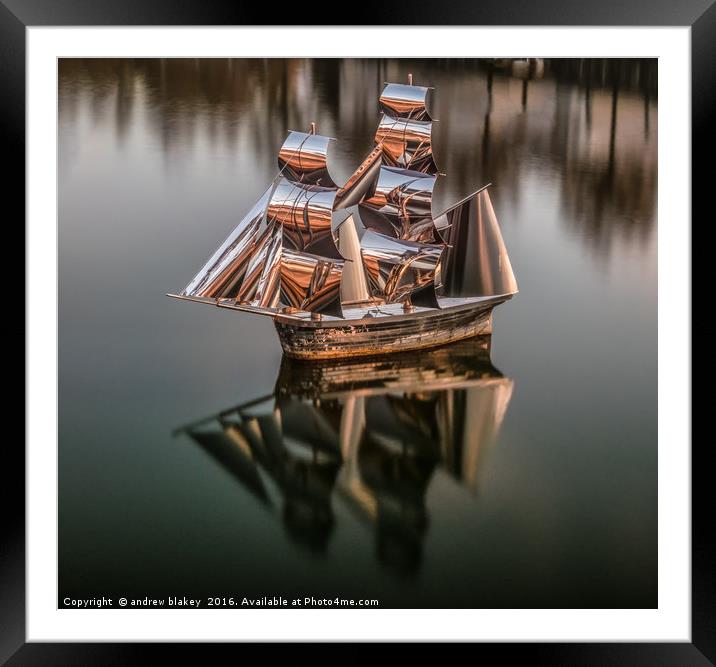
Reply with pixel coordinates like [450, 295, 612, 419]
[329, 75, 445, 311]
[359, 75, 442, 244]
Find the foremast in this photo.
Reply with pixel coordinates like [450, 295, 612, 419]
[180, 126, 346, 318]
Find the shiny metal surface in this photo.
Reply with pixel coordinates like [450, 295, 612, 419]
[358, 80, 441, 245]
[379, 83, 433, 121]
[181, 128, 343, 309]
[374, 115, 437, 174]
[359, 166, 439, 242]
[360, 228, 442, 305]
[279, 248, 344, 316]
[332, 213, 372, 305]
[334, 144, 383, 210]
[181, 188, 273, 300]
[435, 188, 518, 300]
[278, 130, 337, 187]
[239, 221, 283, 308]
[266, 176, 339, 256]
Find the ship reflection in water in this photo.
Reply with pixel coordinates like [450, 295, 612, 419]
[176, 337, 512, 576]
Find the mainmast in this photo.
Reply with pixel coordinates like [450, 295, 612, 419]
[360, 75, 441, 244]
[331, 74, 445, 311]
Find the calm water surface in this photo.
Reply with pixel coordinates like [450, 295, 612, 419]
[58, 59, 657, 608]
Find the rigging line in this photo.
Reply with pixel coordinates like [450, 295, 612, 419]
[302, 188, 327, 249]
[432, 182, 493, 219]
[405, 136, 434, 172]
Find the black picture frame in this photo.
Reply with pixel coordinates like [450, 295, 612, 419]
[7, 0, 710, 659]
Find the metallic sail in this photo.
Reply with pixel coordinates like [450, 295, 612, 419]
[359, 80, 441, 243]
[181, 188, 273, 300]
[278, 130, 337, 187]
[334, 144, 383, 210]
[360, 228, 443, 306]
[180, 128, 346, 316]
[332, 212, 372, 305]
[359, 166, 438, 243]
[379, 83, 433, 121]
[376, 83, 437, 173]
[435, 188, 518, 299]
[266, 177, 339, 257]
[278, 248, 344, 317]
[231, 223, 344, 316]
[237, 221, 283, 308]
[375, 115, 437, 174]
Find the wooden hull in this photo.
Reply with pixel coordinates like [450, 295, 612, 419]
[274, 297, 507, 360]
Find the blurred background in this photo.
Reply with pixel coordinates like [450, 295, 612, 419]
[58, 58, 657, 608]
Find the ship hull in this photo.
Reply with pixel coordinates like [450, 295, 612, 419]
[274, 298, 507, 360]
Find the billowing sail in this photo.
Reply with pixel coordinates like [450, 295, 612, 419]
[278, 248, 344, 317]
[435, 188, 518, 299]
[278, 130, 337, 187]
[266, 177, 338, 257]
[231, 226, 344, 317]
[360, 228, 442, 307]
[236, 221, 282, 308]
[359, 81, 441, 244]
[375, 115, 436, 174]
[379, 83, 433, 121]
[359, 167, 437, 243]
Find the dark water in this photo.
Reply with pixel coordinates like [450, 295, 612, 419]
[58, 58, 657, 609]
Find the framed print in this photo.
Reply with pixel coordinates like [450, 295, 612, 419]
[8, 0, 711, 659]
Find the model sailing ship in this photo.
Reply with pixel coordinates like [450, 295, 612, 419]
[168, 75, 518, 359]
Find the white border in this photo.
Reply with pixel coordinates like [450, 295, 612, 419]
[27, 27, 690, 642]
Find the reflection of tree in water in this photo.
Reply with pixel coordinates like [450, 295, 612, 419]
[59, 57, 656, 260]
[474, 59, 657, 259]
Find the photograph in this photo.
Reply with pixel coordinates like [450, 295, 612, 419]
[57, 56, 658, 610]
[5, 5, 707, 655]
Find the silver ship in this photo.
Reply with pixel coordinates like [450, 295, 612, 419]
[168, 76, 518, 359]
